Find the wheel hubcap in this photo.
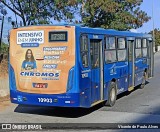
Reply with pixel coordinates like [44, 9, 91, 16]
[110, 88, 116, 102]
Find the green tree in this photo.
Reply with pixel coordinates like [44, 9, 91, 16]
[80, 0, 151, 30]
[149, 29, 160, 50]
[1, 42, 9, 54]
[1, 0, 78, 26]
[0, 4, 7, 54]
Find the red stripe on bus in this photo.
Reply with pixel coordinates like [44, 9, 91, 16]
[36, 59, 44, 60]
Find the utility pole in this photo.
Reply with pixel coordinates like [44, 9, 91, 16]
[0, 15, 4, 54]
[152, 0, 155, 52]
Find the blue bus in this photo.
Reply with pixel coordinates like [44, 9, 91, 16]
[9, 25, 154, 107]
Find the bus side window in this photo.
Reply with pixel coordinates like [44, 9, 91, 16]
[80, 35, 89, 67]
[142, 39, 147, 57]
[82, 53, 88, 67]
[105, 50, 116, 63]
[90, 40, 100, 68]
[117, 38, 127, 61]
[128, 43, 132, 61]
[94, 55, 99, 67]
[135, 39, 142, 58]
[105, 37, 117, 63]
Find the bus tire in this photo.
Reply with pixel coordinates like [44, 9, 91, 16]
[105, 82, 117, 107]
[140, 71, 147, 89]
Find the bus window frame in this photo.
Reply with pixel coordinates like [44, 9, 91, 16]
[135, 38, 142, 59]
[80, 34, 89, 68]
[104, 36, 117, 64]
[90, 40, 101, 69]
[117, 37, 127, 62]
[142, 38, 147, 58]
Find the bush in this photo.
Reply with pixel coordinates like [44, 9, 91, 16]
[1, 42, 9, 54]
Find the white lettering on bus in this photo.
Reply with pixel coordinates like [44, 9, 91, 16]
[43, 46, 67, 51]
[20, 72, 60, 77]
[17, 31, 44, 44]
[18, 32, 42, 37]
[44, 55, 60, 60]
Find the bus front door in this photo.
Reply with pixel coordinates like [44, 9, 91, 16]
[90, 39, 103, 103]
[128, 39, 135, 90]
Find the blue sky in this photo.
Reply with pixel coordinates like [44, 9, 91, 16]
[5, 0, 160, 33]
[137, 0, 160, 33]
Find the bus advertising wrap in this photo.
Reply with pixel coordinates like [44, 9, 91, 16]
[10, 26, 75, 94]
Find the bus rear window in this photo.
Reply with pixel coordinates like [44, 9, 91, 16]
[49, 31, 68, 42]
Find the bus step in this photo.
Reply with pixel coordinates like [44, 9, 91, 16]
[128, 86, 134, 91]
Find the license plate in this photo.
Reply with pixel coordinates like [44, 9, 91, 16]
[32, 83, 48, 88]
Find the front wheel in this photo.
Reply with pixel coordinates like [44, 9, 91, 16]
[105, 82, 117, 107]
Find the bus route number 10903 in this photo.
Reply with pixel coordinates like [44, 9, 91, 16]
[38, 98, 53, 103]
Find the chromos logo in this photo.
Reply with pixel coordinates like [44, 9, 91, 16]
[20, 72, 60, 77]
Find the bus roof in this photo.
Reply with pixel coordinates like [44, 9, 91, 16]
[13, 24, 152, 38]
[76, 26, 152, 38]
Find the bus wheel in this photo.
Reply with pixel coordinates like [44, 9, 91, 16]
[140, 71, 147, 89]
[105, 82, 117, 107]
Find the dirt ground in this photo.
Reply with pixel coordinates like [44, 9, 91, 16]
[0, 60, 10, 111]
[0, 59, 8, 78]
[0, 95, 10, 111]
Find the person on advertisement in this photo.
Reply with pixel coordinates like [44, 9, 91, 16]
[21, 49, 37, 71]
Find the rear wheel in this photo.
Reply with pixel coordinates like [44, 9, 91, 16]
[140, 71, 147, 89]
[105, 82, 117, 107]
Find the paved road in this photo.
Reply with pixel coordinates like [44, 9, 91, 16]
[0, 52, 160, 131]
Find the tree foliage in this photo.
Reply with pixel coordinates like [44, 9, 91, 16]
[1, 0, 78, 26]
[1, 42, 9, 54]
[150, 29, 160, 48]
[1, 0, 151, 30]
[80, 0, 151, 30]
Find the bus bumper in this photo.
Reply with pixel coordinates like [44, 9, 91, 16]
[10, 90, 80, 107]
